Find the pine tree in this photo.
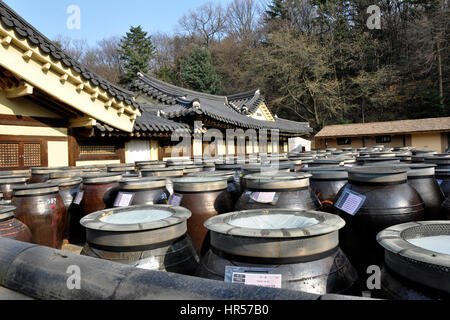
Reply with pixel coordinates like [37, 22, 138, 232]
[181, 47, 223, 94]
[118, 26, 156, 84]
[265, 0, 288, 21]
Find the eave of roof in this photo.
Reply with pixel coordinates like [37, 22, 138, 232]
[315, 117, 450, 139]
[0, 1, 140, 109]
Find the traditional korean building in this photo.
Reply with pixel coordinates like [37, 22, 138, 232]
[127, 73, 312, 160]
[315, 117, 450, 152]
[0, 1, 312, 169]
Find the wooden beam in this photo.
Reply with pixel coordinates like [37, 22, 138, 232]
[5, 82, 34, 99]
[69, 117, 97, 128]
[0, 114, 68, 127]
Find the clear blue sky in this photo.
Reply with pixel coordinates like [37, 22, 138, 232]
[3, 0, 234, 45]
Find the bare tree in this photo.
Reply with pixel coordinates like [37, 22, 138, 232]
[178, 2, 227, 47]
[53, 34, 88, 62]
[225, 0, 261, 40]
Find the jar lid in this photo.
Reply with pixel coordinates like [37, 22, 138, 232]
[204, 209, 345, 259]
[80, 205, 191, 248]
[187, 171, 235, 182]
[31, 167, 71, 175]
[13, 183, 60, 196]
[119, 177, 167, 190]
[107, 163, 135, 168]
[391, 164, 437, 177]
[424, 156, 450, 165]
[140, 167, 184, 177]
[348, 167, 408, 183]
[436, 169, 450, 177]
[0, 170, 30, 177]
[81, 204, 191, 231]
[49, 170, 83, 179]
[244, 172, 311, 190]
[0, 176, 28, 184]
[215, 163, 243, 170]
[82, 173, 123, 184]
[377, 221, 450, 293]
[137, 164, 167, 170]
[48, 177, 83, 188]
[166, 159, 194, 166]
[0, 205, 15, 220]
[172, 177, 228, 192]
[301, 167, 348, 180]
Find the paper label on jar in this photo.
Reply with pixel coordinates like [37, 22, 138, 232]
[73, 191, 84, 205]
[113, 192, 135, 207]
[249, 192, 280, 205]
[168, 194, 183, 206]
[224, 266, 282, 289]
[334, 189, 366, 216]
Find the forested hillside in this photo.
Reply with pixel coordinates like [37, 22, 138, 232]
[56, 0, 449, 132]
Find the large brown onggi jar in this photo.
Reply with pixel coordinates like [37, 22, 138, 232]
[301, 166, 348, 213]
[12, 183, 66, 249]
[80, 173, 123, 215]
[48, 178, 83, 243]
[172, 177, 233, 255]
[140, 168, 184, 195]
[115, 177, 169, 206]
[80, 205, 199, 275]
[424, 155, 450, 170]
[404, 164, 445, 220]
[335, 167, 425, 277]
[0, 176, 28, 200]
[187, 170, 241, 205]
[29, 167, 73, 183]
[197, 209, 359, 295]
[235, 172, 321, 212]
[107, 163, 136, 175]
[436, 169, 450, 198]
[441, 197, 450, 219]
[0, 205, 32, 243]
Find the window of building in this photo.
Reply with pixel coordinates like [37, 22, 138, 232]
[77, 142, 123, 161]
[337, 137, 352, 145]
[376, 136, 392, 143]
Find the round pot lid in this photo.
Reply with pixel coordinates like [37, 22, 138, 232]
[377, 221, 450, 293]
[80, 204, 191, 232]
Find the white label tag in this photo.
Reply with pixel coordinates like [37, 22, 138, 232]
[168, 194, 183, 206]
[437, 179, 443, 186]
[73, 191, 84, 205]
[335, 189, 366, 216]
[232, 273, 282, 289]
[250, 192, 278, 204]
[114, 192, 135, 207]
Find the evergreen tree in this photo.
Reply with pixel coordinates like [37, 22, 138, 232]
[181, 47, 222, 94]
[118, 26, 156, 84]
[265, 0, 288, 21]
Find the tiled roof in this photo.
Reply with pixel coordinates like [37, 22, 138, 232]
[160, 97, 312, 134]
[0, 1, 139, 109]
[95, 104, 190, 136]
[315, 117, 450, 138]
[130, 73, 312, 135]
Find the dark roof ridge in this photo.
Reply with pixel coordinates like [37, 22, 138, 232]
[136, 73, 227, 102]
[227, 89, 260, 101]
